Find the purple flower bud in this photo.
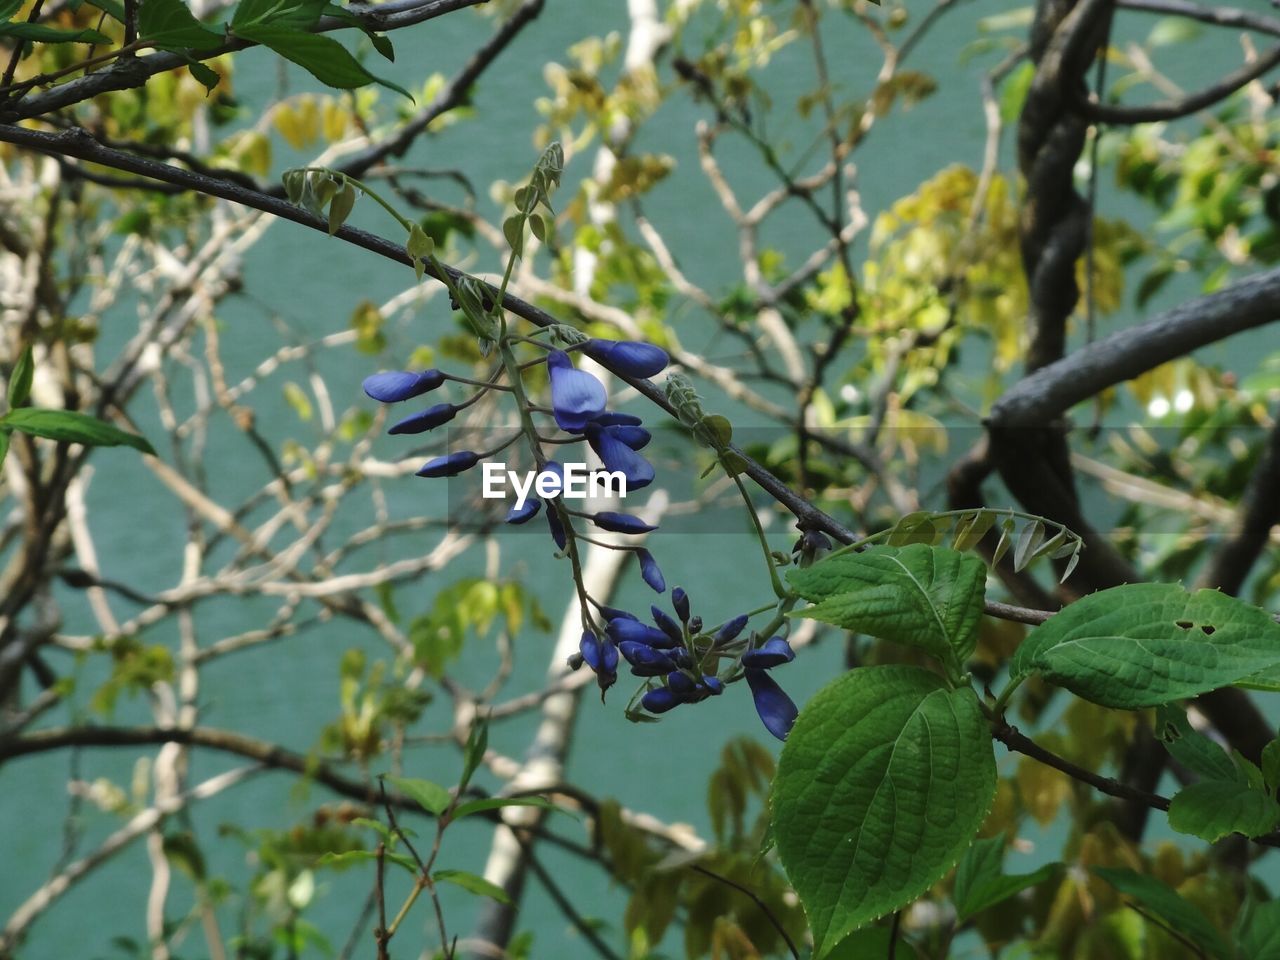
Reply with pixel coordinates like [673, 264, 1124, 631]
[388, 402, 459, 435]
[637, 549, 665, 593]
[651, 606, 683, 645]
[742, 637, 796, 670]
[608, 618, 678, 649]
[363, 369, 445, 403]
[416, 450, 480, 477]
[713, 614, 750, 645]
[591, 511, 657, 534]
[702, 676, 724, 696]
[687, 615, 703, 635]
[539, 460, 565, 498]
[601, 606, 639, 622]
[745, 667, 798, 741]
[619, 642, 679, 676]
[672, 587, 690, 622]
[587, 339, 670, 379]
[585, 423, 654, 489]
[546, 504, 567, 549]
[642, 687, 683, 714]
[547, 349, 607, 432]
[506, 498, 541, 524]
[667, 671, 696, 694]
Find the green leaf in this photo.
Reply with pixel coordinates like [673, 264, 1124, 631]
[2, 408, 155, 454]
[1167, 780, 1280, 842]
[1235, 899, 1280, 960]
[1010, 583, 1280, 708]
[327, 181, 356, 235]
[0, 20, 110, 41]
[317, 849, 417, 874]
[7, 345, 33, 408]
[787, 544, 986, 669]
[433, 869, 510, 904]
[138, 0, 222, 49]
[382, 775, 450, 815]
[186, 59, 220, 92]
[771, 666, 996, 956]
[0, 0, 24, 23]
[459, 714, 487, 793]
[451, 796, 570, 821]
[952, 834, 1061, 922]
[234, 23, 411, 98]
[824, 928, 917, 959]
[1093, 867, 1233, 960]
[367, 29, 392, 61]
[1156, 706, 1242, 783]
[232, 0, 324, 28]
[0, 431, 8, 470]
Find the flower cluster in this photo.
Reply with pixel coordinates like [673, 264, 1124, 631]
[575, 586, 799, 741]
[365, 335, 802, 742]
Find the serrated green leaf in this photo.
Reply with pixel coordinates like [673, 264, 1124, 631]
[383, 775, 450, 815]
[451, 796, 569, 821]
[138, 0, 222, 49]
[8, 345, 33, 408]
[1010, 583, 1280, 708]
[2, 408, 155, 454]
[952, 834, 1061, 922]
[0, 20, 110, 41]
[787, 544, 986, 669]
[1168, 780, 1280, 842]
[1093, 867, 1233, 960]
[772, 666, 996, 956]
[824, 929, 917, 959]
[433, 869, 510, 903]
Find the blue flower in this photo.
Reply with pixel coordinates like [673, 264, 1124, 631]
[619, 642, 682, 676]
[363, 369, 446, 403]
[713, 614, 749, 645]
[579, 630, 618, 694]
[388, 402, 459, 435]
[641, 687, 683, 714]
[740, 637, 798, 740]
[601, 606, 638, 623]
[636, 549, 665, 593]
[672, 587, 690, 622]
[742, 636, 795, 669]
[745, 668, 798, 741]
[651, 605, 683, 644]
[506, 498, 541, 524]
[591, 512, 657, 534]
[585, 423, 654, 489]
[547, 349, 607, 432]
[607, 617, 678, 649]
[416, 451, 480, 477]
[587, 340, 670, 379]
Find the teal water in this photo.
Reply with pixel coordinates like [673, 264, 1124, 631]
[3, 1, 1275, 957]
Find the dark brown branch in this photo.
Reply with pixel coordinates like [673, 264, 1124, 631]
[1076, 42, 1280, 123]
[989, 266, 1280, 428]
[1118, 0, 1280, 37]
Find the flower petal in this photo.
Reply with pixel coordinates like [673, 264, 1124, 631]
[547, 349, 607, 432]
[672, 587, 690, 622]
[618, 642, 679, 676]
[651, 606, 683, 644]
[713, 614, 749, 645]
[588, 340, 670, 379]
[607, 618, 678, 649]
[388, 402, 458, 435]
[545, 505, 567, 549]
[585, 423, 654, 490]
[642, 687, 683, 714]
[363, 369, 445, 403]
[741, 637, 796, 670]
[505, 498, 542, 524]
[745, 667, 798, 741]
